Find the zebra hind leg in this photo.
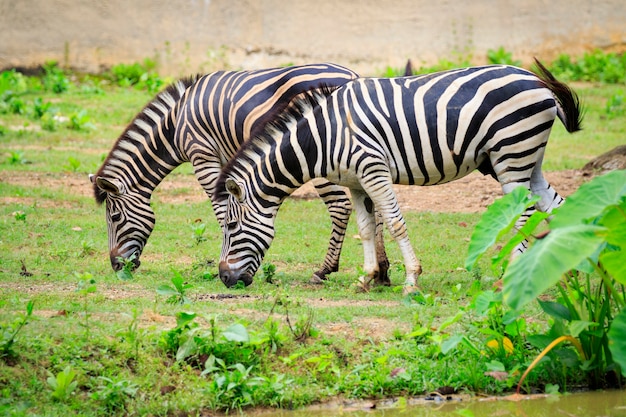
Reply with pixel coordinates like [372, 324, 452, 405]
[510, 173, 565, 257]
[309, 179, 352, 284]
[374, 209, 390, 286]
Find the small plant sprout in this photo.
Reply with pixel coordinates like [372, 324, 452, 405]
[79, 240, 95, 257]
[116, 254, 136, 280]
[0, 300, 34, 359]
[64, 156, 81, 172]
[190, 219, 207, 245]
[75, 273, 97, 339]
[92, 376, 139, 413]
[47, 366, 78, 402]
[605, 91, 624, 119]
[68, 109, 95, 131]
[12, 211, 26, 222]
[7, 150, 29, 165]
[156, 270, 192, 304]
[261, 262, 277, 284]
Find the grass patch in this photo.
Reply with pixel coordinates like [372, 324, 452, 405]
[1, 58, 625, 415]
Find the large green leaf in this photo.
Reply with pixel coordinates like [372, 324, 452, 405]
[550, 170, 626, 229]
[222, 323, 250, 343]
[601, 249, 626, 285]
[608, 307, 626, 377]
[465, 187, 537, 270]
[503, 224, 606, 310]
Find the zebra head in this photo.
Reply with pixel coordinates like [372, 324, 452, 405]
[217, 178, 277, 288]
[90, 174, 155, 272]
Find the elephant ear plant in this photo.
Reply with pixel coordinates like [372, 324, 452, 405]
[466, 169, 626, 388]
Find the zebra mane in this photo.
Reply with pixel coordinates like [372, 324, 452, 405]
[93, 74, 201, 204]
[214, 84, 339, 203]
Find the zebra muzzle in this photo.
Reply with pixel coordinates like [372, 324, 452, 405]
[218, 261, 253, 288]
[109, 250, 141, 272]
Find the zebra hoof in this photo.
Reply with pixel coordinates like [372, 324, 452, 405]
[402, 285, 419, 296]
[354, 276, 372, 293]
[309, 274, 325, 285]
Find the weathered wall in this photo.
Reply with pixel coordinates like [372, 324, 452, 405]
[1, 0, 624, 76]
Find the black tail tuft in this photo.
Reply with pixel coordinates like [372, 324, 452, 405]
[533, 58, 584, 133]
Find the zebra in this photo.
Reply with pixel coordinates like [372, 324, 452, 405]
[90, 63, 390, 284]
[214, 59, 582, 292]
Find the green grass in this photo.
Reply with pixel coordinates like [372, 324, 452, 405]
[1, 67, 625, 415]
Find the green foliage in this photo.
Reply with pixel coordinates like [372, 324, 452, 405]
[63, 156, 81, 172]
[467, 170, 626, 386]
[190, 219, 207, 245]
[115, 254, 136, 280]
[550, 50, 626, 83]
[203, 358, 265, 412]
[605, 91, 624, 119]
[7, 150, 29, 165]
[68, 109, 95, 130]
[92, 376, 138, 413]
[108, 59, 165, 93]
[0, 300, 34, 359]
[156, 270, 193, 304]
[31, 97, 52, 119]
[0, 69, 28, 96]
[487, 47, 522, 66]
[47, 366, 78, 402]
[42, 61, 71, 94]
[261, 262, 277, 283]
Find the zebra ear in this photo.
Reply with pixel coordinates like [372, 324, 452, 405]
[225, 178, 245, 202]
[94, 176, 125, 196]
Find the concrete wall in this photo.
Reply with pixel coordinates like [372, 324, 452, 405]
[1, 0, 624, 77]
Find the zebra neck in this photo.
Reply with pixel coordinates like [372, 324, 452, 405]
[103, 137, 183, 198]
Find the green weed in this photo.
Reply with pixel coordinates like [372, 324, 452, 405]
[42, 61, 71, 94]
[0, 300, 34, 359]
[7, 150, 28, 165]
[92, 376, 139, 413]
[68, 109, 95, 130]
[115, 254, 136, 281]
[190, 219, 207, 245]
[156, 270, 193, 305]
[47, 366, 78, 402]
[605, 91, 624, 119]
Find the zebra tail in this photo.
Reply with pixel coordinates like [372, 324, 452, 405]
[533, 58, 584, 133]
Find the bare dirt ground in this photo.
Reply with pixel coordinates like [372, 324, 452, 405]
[0, 169, 588, 213]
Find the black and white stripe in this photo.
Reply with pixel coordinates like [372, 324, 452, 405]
[215, 60, 582, 291]
[92, 63, 389, 281]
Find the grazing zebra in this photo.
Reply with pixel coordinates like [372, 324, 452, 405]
[90, 63, 390, 284]
[215, 60, 582, 292]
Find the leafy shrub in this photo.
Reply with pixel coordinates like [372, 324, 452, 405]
[467, 170, 626, 388]
[487, 47, 521, 66]
[108, 58, 164, 92]
[550, 50, 626, 83]
[1, 300, 34, 359]
[42, 61, 71, 94]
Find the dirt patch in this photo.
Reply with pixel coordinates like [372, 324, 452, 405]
[0, 169, 587, 213]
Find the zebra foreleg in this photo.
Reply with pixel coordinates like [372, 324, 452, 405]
[350, 189, 381, 292]
[362, 184, 422, 295]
